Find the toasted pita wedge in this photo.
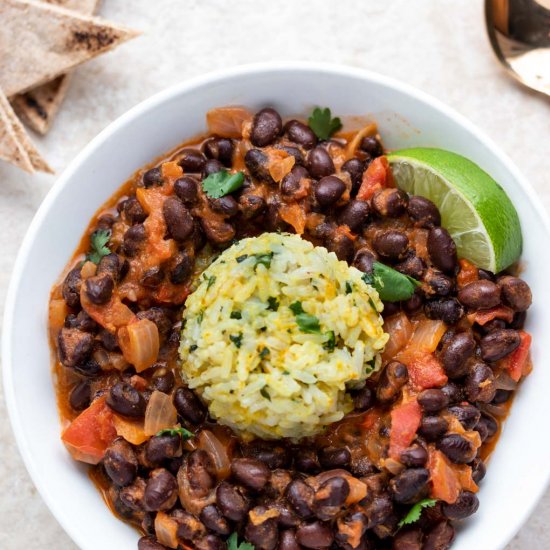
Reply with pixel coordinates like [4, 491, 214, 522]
[11, 0, 101, 134]
[0, 0, 139, 97]
[0, 86, 52, 173]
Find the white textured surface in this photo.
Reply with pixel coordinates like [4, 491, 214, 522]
[0, 1, 548, 549]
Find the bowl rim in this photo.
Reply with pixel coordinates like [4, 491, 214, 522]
[3, 61, 550, 550]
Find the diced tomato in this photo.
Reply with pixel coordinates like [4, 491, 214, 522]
[427, 449, 460, 504]
[474, 306, 514, 326]
[280, 203, 307, 234]
[457, 259, 479, 288]
[406, 352, 448, 390]
[112, 415, 149, 445]
[61, 397, 117, 464]
[357, 156, 390, 201]
[389, 399, 422, 461]
[503, 331, 532, 382]
[161, 161, 183, 182]
[455, 463, 479, 494]
[81, 288, 135, 333]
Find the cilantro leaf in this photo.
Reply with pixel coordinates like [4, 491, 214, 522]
[230, 333, 243, 348]
[345, 281, 353, 294]
[266, 297, 279, 311]
[86, 229, 111, 264]
[289, 301, 321, 333]
[230, 311, 242, 320]
[361, 261, 421, 302]
[252, 252, 274, 269]
[308, 107, 343, 140]
[202, 170, 245, 199]
[236, 254, 248, 263]
[260, 387, 271, 400]
[259, 347, 270, 359]
[156, 427, 195, 440]
[398, 498, 438, 528]
[227, 532, 255, 550]
[323, 330, 336, 352]
[289, 301, 305, 315]
[206, 275, 216, 289]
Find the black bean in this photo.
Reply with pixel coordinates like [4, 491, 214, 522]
[478, 319, 507, 335]
[244, 149, 274, 183]
[84, 273, 114, 305]
[440, 331, 475, 378]
[307, 146, 335, 178]
[353, 247, 376, 274]
[318, 447, 351, 469]
[174, 176, 199, 205]
[419, 416, 448, 441]
[98, 253, 127, 283]
[448, 404, 480, 431]
[137, 536, 165, 550]
[442, 491, 479, 520]
[245, 512, 279, 550]
[231, 458, 271, 492]
[142, 167, 163, 188]
[62, 267, 82, 308]
[440, 382, 463, 404]
[510, 310, 527, 330]
[338, 200, 370, 233]
[276, 145, 305, 166]
[173, 387, 206, 424]
[144, 468, 178, 511]
[149, 367, 175, 394]
[480, 412, 498, 438]
[57, 327, 94, 367]
[69, 380, 90, 411]
[393, 528, 422, 550]
[203, 138, 234, 167]
[424, 269, 453, 296]
[296, 521, 334, 549]
[376, 361, 408, 403]
[418, 389, 449, 412]
[195, 535, 225, 550]
[286, 479, 315, 519]
[244, 442, 290, 469]
[326, 231, 354, 262]
[251, 108, 282, 147]
[360, 135, 383, 157]
[237, 192, 264, 222]
[140, 266, 164, 288]
[335, 510, 369, 547]
[186, 449, 216, 497]
[396, 254, 426, 279]
[285, 119, 318, 149]
[294, 449, 321, 474]
[65, 310, 97, 332]
[400, 444, 428, 467]
[122, 224, 146, 257]
[119, 477, 146, 511]
[73, 358, 102, 378]
[279, 165, 307, 196]
[163, 196, 194, 242]
[407, 196, 441, 227]
[372, 230, 409, 260]
[458, 280, 501, 309]
[314, 476, 350, 520]
[278, 530, 301, 550]
[351, 457, 374, 477]
[104, 438, 138, 486]
[372, 188, 408, 218]
[216, 481, 248, 522]
[466, 362, 496, 403]
[107, 382, 146, 417]
[169, 251, 193, 285]
[119, 196, 147, 224]
[423, 521, 455, 550]
[492, 389, 512, 404]
[438, 434, 476, 464]
[428, 227, 457, 274]
[201, 217, 235, 245]
[145, 434, 180, 465]
[202, 159, 224, 178]
[480, 329, 521, 362]
[425, 298, 464, 325]
[200, 505, 231, 536]
[390, 468, 430, 504]
[178, 148, 206, 173]
[315, 176, 346, 207]
[403, 292, 424, 314]
[471, 458, 487, 484]
[351, 386, 374, 411]
[136, 307, 172, 336]
[172, 508, 207, 543]
[342, 158, 364, 194]
[498, 276, 532, 312]
[96, 215, 116, 231]
[210, 195, 239, 217]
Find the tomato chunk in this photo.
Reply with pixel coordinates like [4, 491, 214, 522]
[407, 352, 448, 390]
[389, 399, 422, 461]
[61, 396, 117, 464]
[475, 305, 514, 326]
[428, 449, 477, 503]
[503, 330, 532, 382]
[357, 156, 390, 201]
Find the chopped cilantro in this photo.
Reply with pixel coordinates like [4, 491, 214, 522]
[260, 387, 271, 400]
[289, 301, 305, 315]
[189, 344, 198, 352]
[206, 275, 216, 289]
[236, 254, 248, 263]
[308, 107, 343, 140]
[202, 170, 245, 198]
[345, 281, 353, 294]
[398, 498, 438, 529]
[252, 251, 274, 269]
[267, 297, 279, 311]
[289, 301, 321, 334]
[156, 427, 194, 440]
[227, 532, 255, 550]
[362, 262, 421, 302]
[230, 311, 242, 320]
[197, 311, 204, 324]
[323, 330, 336, 352]
[86, 229, 111, 264]
[259, 347, 270, 359]
[230, 333, 243, 348]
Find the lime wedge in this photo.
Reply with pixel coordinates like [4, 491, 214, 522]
[388, 148, 522, 273]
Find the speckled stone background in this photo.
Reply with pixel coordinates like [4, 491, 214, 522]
[0, 1, 549, 548]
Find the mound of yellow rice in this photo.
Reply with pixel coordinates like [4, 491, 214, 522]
[179, 233, 388, 440]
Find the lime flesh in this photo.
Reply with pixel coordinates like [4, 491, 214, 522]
[388, 148, 522, 273]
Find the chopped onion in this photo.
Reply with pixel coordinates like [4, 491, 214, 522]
[154, 512, 179, 549]
[344, 123, 377, 159]
[118, 318, 159, 372]
[494, 371, 518, 391]
[206, 106, 253, 138]
[268, 154, 295, 182]
[382, 313, 413, 362]
[80, 261, 97, 279]
[113, 415, 149, 445]
[384, 457, 405, 476]
[408, 320, 447, 354]
[481, 402, 508, 417]
[144, 390, 177, 436]
[198, 430, 231, 480]
[49, 299, 68, 337]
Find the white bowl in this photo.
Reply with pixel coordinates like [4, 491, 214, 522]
[3, 62, 550, 550]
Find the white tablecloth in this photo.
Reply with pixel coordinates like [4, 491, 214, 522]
[1, 0, 548, 548]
